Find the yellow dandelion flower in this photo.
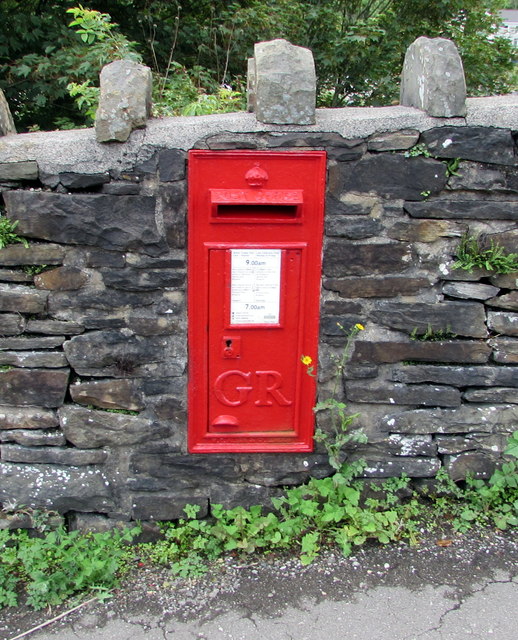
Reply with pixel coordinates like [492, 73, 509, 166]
[301, 355, 313, 366]
[355, 323, 365, 331]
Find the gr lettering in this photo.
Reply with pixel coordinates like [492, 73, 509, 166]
[214, 370, 292, 407]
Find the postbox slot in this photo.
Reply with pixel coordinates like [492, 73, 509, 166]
[211, 188, 303, 223]
[216, 204, 298, 218]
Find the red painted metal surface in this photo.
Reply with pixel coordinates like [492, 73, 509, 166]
[188, 150, 326, 453]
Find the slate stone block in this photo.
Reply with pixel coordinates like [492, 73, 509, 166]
[435, 433, 509, 455]
[85, 249, 126, 268]
[26, 319, 84, 335]
[463, 388, 518, 403]
[0, 336, 65, 350]
[0, 429, 65, 446]
[321, 315, 364, 336]
[131, 452, 241, 483]
[101, 182, 140, 195]
[386, 434, 436, 457]
[0, 268, 33, 283]
[0, 314, 25, 335]
[420, 127, 516, 165]
[0, 406, 58, 430]
[242, 454, 332, 486]
[489, 273, 518, 289]
[3, 191, 167, 256]
[0, 369, 69, 407]
[70, 378, 144, 411]
[444, 452, 498, 481]
[131, 494, 208, 521]
[367, 130, 419, 151]
[324, 277, 429, 298]
[210, 483, 280, 511]
[352, 341, 491, 364]
[325, 217, 382, 239]
[336, 155, 447, 201]
[34, 266, 88, 291]
[58, 173, 110, 190]
[442, 281, 499, 300]
[125, 252, 185, 269]
[490, 338, 518, 364]
[345, 382, 460, 407]
[325, 193, 380, 216]
[0, 444, 107, 466]
[158, 149, 186, 182]
[381, 405, 517, 434]
[447, 162, 507, 192]
[101, 268, 185, 291]
[0, 161, 38, 181]
[0, 462, 114, 513]
[0, 351, 68, 368]
[391, 365, 518, 387]
[127, 313, 182, 336]
[387, 220, 464, 243]
[487, 311, 518, 336]
[0, 284, 48, 313]
[371, 301, 487, 338]
[360, 456, 441, 478]
[63, 329, 185, 377]
[486, 291, 518, 311]
[58, 405, 161, 448]
[405, 199, 518, 221]
[323, 242, 413, 277]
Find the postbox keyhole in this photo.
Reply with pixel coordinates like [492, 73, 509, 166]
[222, 336, 241, 359]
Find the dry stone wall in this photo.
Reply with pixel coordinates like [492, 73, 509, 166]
[0, 100, 517, 527]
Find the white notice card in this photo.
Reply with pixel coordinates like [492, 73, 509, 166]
[230, 249, 281, 325]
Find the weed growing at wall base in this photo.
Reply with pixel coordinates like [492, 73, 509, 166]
[2, 434, 517, 610]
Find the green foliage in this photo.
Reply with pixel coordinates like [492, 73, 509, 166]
[22, 264, 48, 276]
[452, 232, 518, 274]
[429, 433, 518, 533]
[0, 525, 140, 610]
[410, 324, 457, 342]
[2, 432, 517, 606]
[0, 216, 29, 250]
[0, 2, 141, 130]
[404, 143, 433, 158]
[1, 1, 516, 131]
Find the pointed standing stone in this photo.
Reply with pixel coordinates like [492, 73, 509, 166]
[0, 89, 16, 136]
[400, 37, 466, 117]
[95, 59, 152, 143]
[251, 39, 316, 125]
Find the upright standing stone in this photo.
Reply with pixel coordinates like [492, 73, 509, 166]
[95, 59, 152, 143]
[252, 39, 316, 125]
[0, 89, 16, 136]
[246, 58, 256, 112]
[400, 37, 466, 117]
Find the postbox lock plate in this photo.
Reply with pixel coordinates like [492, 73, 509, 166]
[222, 336, 241, 359]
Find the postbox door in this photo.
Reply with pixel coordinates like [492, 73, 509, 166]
[207, 246, 306, 440]
[187, 150, 326, 454]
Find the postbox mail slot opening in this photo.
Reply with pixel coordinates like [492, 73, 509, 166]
[216, 204, 299, 218]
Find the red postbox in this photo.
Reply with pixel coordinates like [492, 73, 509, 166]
[188, 150, 326, 453]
